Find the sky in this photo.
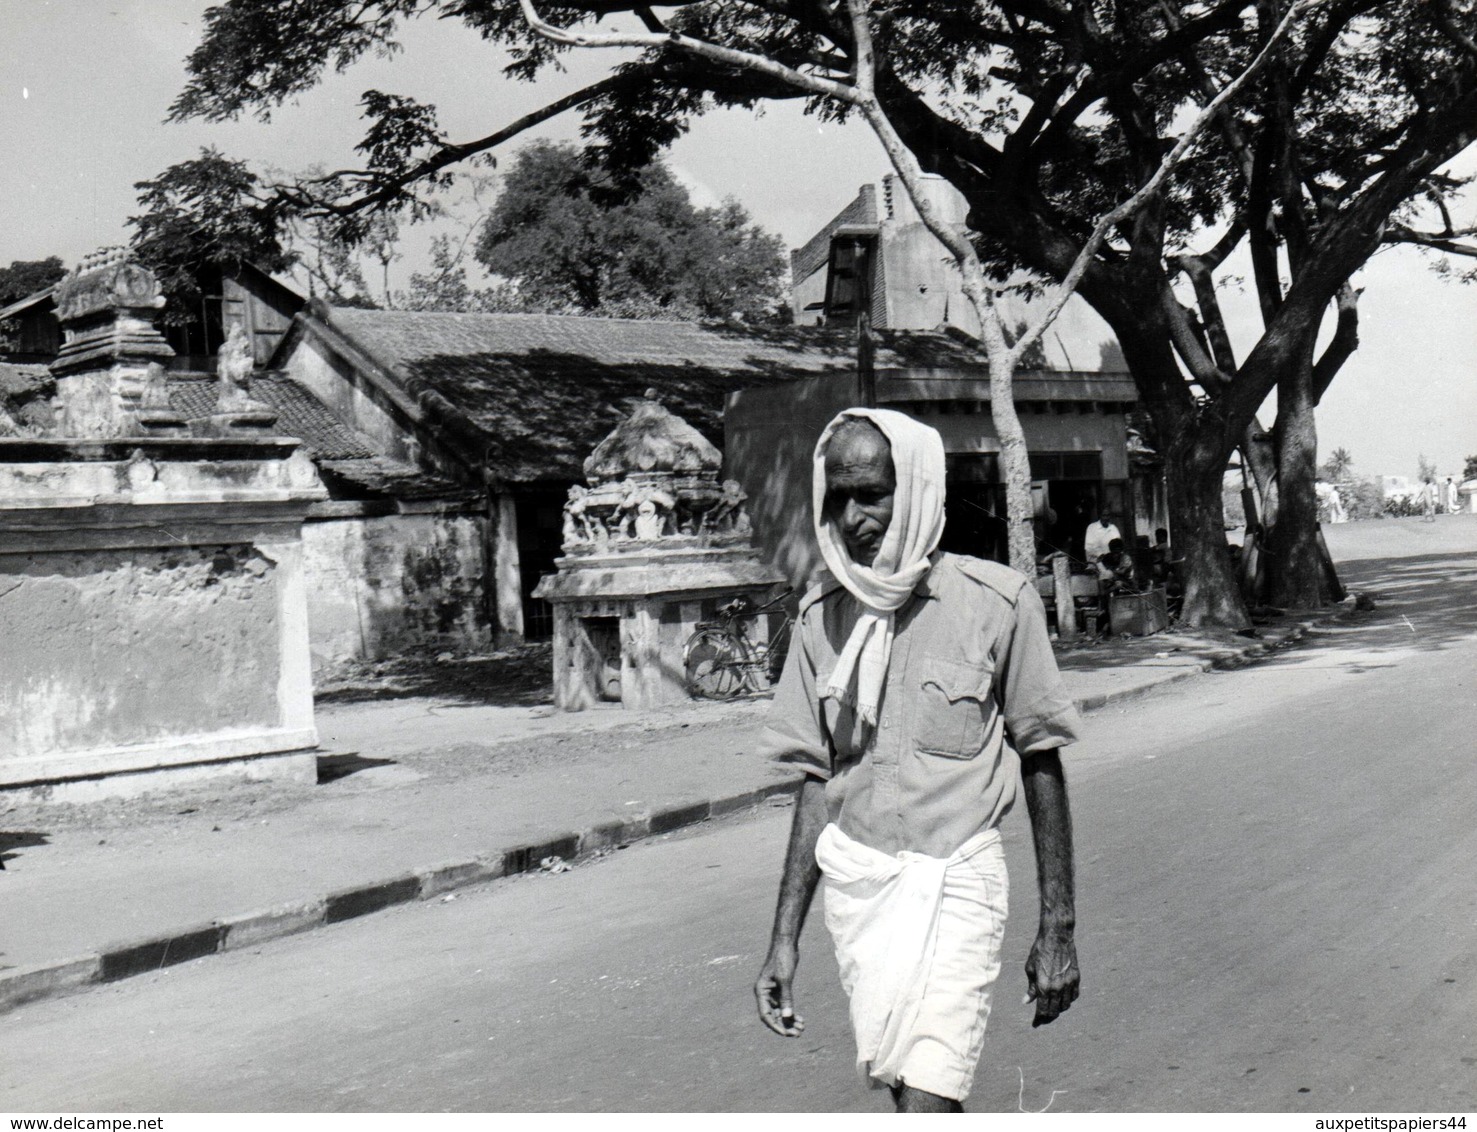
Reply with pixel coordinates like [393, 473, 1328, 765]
[1, 0, 1473, 481]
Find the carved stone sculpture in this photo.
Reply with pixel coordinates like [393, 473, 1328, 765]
[534, 391, 783, 713]
[206, 323, 277, 435]
[217, 324, 256, 410]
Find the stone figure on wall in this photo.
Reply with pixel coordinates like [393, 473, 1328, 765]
[563, 484, 592, 547]
[634, 499, 663, 540]
[216, 324, 256, 411]
[704, 478, 753, 536]
[140, 362, 172, 412]
[620, 484, 676, 541]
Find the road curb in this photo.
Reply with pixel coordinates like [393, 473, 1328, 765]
[0, 618, 1320, 1017]
[0, 780, 799, 1017]
[1070, 619, 1315, 711]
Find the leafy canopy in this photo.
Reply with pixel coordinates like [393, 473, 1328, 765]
[154, 0, 1477, 447]
[130, 149, 294, 324]
[0, 258, 67, 307]
[475, 141, 786, 321]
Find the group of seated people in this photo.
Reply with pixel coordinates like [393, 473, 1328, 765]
[1041, 516, 1181, 597]
[1095, 532, 1179, 594]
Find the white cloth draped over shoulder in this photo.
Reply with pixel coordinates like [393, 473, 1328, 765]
[816, 821, 1006, 1096]
[812, 408, 946, 727]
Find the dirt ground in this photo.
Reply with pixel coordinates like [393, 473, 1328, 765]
[314, 642, 554, 706]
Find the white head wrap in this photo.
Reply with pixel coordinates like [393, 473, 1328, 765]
[813, 408, 947, 726]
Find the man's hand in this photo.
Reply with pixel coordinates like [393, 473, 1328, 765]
[755, 940, 805, 1036]
[1024, 926, 1079, 1027]
[1021, 749, 1079, 1028]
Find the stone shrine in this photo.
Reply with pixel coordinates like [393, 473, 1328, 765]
[534, 392, 783, 711]
[0, 251, 326, 803]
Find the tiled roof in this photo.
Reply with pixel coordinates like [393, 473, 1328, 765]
[167, 373, 378, 461]
[168, 372, 464, 500]
[303, 307, 1132, 484]
[315, 308, 877, 482]
[316, 457, 470, 501]
[0, 288, 56, 322]
[790, 183, 879, 286]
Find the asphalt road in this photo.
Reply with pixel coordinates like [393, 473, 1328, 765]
[3, 530, 1474, 1113]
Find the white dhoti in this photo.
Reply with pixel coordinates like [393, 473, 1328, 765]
[816, 822, 1009, 1102]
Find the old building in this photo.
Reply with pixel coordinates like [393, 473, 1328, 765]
[271, 304, 870, 644]
[728, 174, 1160, 587]
[724, 333, 1141, 586]
[791, 173, 1126, 375]
[1, 261, 306, 371]
[2, 266, 483, 680]
[1, 252, 322, 802]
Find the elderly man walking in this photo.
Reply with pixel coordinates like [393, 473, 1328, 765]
[753, 408, 1082, 1113]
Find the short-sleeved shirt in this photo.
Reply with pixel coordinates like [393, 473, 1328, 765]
[758, 552, 1080, 859]
[1084, 522, 1120, 562]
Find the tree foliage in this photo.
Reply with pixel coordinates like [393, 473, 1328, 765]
[153, 0, 1477, 623]
[129, 149, 294, 323]
[0, 257, 67, 307]
[1319, 446, 1354, 482]
[475, 141, 786, 321]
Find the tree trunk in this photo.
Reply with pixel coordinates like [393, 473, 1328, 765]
[1241, 418, 1278, 529]
[989, 352, 1036, 575]
[1265, 355, 1324, 609]
[1170, 434, 1252, 629]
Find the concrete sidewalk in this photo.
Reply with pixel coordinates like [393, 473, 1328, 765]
[0, 615, 1320, 1015]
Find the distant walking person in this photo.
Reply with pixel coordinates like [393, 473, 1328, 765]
[1444, 476, 1460, 515]
[754, 408, 1081, 1112]
[1421, 478, 1438, 522]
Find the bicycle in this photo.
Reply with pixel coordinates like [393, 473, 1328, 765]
[683, 586, 795, 699]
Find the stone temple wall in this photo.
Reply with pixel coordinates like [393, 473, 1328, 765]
[0, 250, 324, 803]
[302, 511, 490, 678]
[1, 545, 284, 758]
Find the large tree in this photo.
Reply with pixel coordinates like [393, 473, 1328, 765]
[477, 140, 787, 320]
[159, 0, 1477, 625]
[0, 257, 67, 307]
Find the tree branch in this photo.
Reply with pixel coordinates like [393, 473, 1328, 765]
[1169, 251, 1239, 376]
[1312, 283, 1359, 403]
[1158, 282, 1232, 387]
[294, 74, 631, 218]
[1431, 0, 1477, 63]
[518, 0, 859, 104]
[1007, 0, 1320, 366]
[1384, 222, 1477, 257]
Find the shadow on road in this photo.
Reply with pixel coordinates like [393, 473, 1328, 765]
[314, 643, 555, 707]
[0, 830, 50, 867]
[1263, 549, 1477, 669]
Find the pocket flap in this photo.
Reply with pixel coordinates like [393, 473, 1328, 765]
[919, 657, 993, 703]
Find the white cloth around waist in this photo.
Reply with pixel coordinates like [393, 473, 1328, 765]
[815, 822, 1007, 1096]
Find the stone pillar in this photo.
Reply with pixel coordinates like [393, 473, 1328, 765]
[1052, 553, 1078, 641]
[49, 247, 181, 438]
[492, 490, 525, 642]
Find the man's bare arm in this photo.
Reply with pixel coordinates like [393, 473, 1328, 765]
[1021, 749, 1080, 1027]
[755, 774, 828, 1037]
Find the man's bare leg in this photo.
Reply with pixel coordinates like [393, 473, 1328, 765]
[890, 1084, 962, 1113]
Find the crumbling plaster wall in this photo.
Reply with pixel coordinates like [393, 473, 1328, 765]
[0, 545, 282, 759]
[302, 511, 490, 678]
[287, 335, 423, 468]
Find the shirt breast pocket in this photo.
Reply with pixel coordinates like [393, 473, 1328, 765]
[915, 657, 996, 759]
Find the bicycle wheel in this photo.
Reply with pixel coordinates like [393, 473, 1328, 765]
[684, 628, 753, 699]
